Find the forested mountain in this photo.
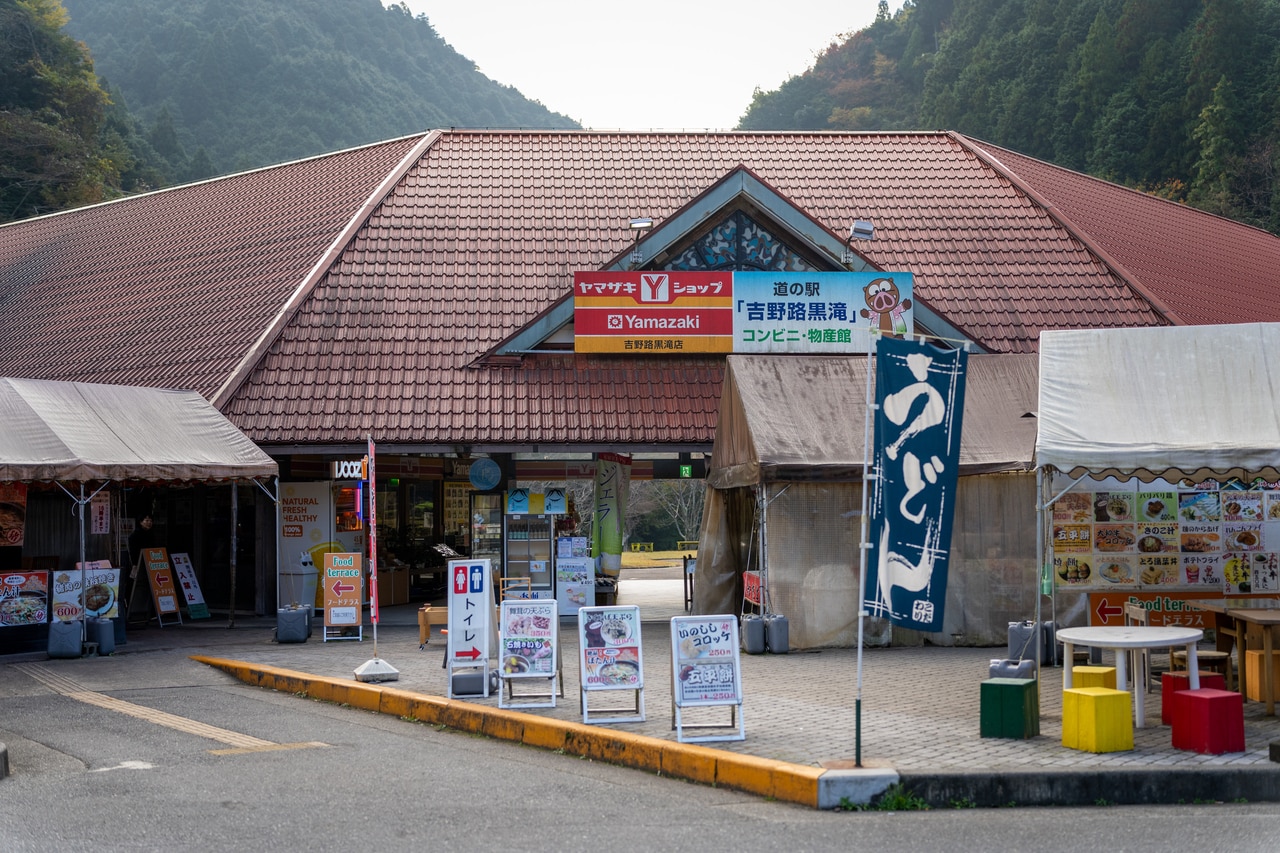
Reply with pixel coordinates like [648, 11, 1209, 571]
[741, 0, 1280, 235]
[60, 0, 578, 177]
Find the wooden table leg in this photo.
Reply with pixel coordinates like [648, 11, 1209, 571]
[1239, 620, 1251, 703]
[1266, 626, 1276, 716]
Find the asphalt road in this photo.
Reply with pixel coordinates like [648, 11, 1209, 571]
[4, 651, 1280, 851]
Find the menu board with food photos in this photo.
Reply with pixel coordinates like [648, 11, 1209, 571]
[1052, 478, 1280, 593]
[0, 571, 48, 627]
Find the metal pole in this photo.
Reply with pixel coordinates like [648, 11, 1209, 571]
[855, 346, 877, 768]
[229, 482, 238, 628]
[79, 483, 88, 645]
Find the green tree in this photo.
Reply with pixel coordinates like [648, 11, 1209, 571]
[0, 0, 113, 220]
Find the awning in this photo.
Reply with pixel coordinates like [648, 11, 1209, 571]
[1035, 324, 1280, 483]
[0, 377, 277, 483]
[706, 353, 1039, 489]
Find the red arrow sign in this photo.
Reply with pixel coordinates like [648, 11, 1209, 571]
[155, 574, 170, 587]
[454, 646, 482, 661]
[1095, 599, 1123, 623]
[331, 580, 355, 596]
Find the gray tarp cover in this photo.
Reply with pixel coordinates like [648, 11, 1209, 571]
[1036, 324, 1280, 483]
[706, 352, 1040, 489]
[0, 377, 278, 482]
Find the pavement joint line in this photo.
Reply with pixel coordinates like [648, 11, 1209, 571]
[192, 654, 896, 809]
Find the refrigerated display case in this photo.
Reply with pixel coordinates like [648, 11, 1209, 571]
[504, 513, 553, 597]
[470, 493, 504, 567]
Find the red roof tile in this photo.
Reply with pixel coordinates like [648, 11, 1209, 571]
[4, 130, 1280, 451]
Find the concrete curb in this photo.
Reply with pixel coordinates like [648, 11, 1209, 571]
[192, 655, 898, 809]
[899, 766, 1280, 808]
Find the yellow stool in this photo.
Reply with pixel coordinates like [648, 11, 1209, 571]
[1062, 686, 1132, 753]
[1072, 665, 1117, 689]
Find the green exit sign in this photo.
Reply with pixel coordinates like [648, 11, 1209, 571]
[679, 464, 692, 478]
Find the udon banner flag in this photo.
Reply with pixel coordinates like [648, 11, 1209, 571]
[863, 337, 968, 632]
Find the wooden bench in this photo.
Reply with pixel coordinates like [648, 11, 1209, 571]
[677, 540, 699, 550]
[629, 542, 654, 552]
[418, 605, 448, 647]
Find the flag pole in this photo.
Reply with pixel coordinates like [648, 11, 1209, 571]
[854, 330, 880, 768]
[355, 434, 399, 682]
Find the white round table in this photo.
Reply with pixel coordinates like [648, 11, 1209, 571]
[1056, 625, 1204, 728]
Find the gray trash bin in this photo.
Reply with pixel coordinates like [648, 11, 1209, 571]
[280, 551, 319, 612]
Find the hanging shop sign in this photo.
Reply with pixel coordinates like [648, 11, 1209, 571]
[0, 483, 27, 546]
[573, 270, 913, 354]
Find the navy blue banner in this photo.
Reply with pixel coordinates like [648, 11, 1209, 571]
[863, 338, 968, 632]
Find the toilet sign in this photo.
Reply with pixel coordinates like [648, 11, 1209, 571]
[447, 559, 492, 665]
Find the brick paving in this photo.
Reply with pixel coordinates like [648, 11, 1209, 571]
[90, 578, 1280, 775]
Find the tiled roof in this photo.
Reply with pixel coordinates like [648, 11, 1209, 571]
[0, 135, 424, 397]
[968, 139, 1280, 328]
[4, 130, 1279, 450]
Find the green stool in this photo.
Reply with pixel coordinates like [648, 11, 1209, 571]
[980, 677, 1040, 739]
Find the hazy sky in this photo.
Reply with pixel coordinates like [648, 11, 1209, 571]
[396, 1, 891, 130]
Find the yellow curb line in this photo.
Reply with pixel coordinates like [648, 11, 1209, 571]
[192, 655, 820, 808]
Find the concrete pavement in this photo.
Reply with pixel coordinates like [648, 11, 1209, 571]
[5, 575, 1280, 808]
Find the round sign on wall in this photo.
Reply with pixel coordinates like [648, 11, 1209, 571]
[469, 457, 502, 491]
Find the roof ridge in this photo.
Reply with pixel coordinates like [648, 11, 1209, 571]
[210, 130, 441, 409]
[950, 132, 1181, 327]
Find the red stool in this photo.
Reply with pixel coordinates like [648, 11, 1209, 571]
[1161, 671, 1225, 724]
[1170, 688, 1244, 754]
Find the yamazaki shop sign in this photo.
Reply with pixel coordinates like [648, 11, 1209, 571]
[573, 270, 914, 354]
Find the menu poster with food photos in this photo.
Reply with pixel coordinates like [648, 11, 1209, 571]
[1054, 479, 1280, 591]
[671, 615, 741, 706]
[0, 571, 47, 627]
[499, 599, 558, 678]
[578, 605, 643, 692]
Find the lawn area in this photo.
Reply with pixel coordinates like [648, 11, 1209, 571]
[621, 549, 692, 569]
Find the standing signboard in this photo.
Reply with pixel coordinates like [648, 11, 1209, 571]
[497, 599, 561, 709]
[447, 558, 493, 698]
[322, 552, 363, 641]
[577, 604, 645, 724]
[170, 553, 209, 619]
[670, 615, 745, 743]
[555, 556, 594, 618]
[142, 548, 182, 626]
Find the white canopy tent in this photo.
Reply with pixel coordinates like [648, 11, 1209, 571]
[1037, 323, 1280, 484]
[0, 377, 278, 637]
[0, 377, 277, 483]
[1034, 323, 1280, 657]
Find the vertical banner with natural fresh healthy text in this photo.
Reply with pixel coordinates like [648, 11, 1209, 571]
[863, 337, 967, 632]
[592, 453, 631, 579]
